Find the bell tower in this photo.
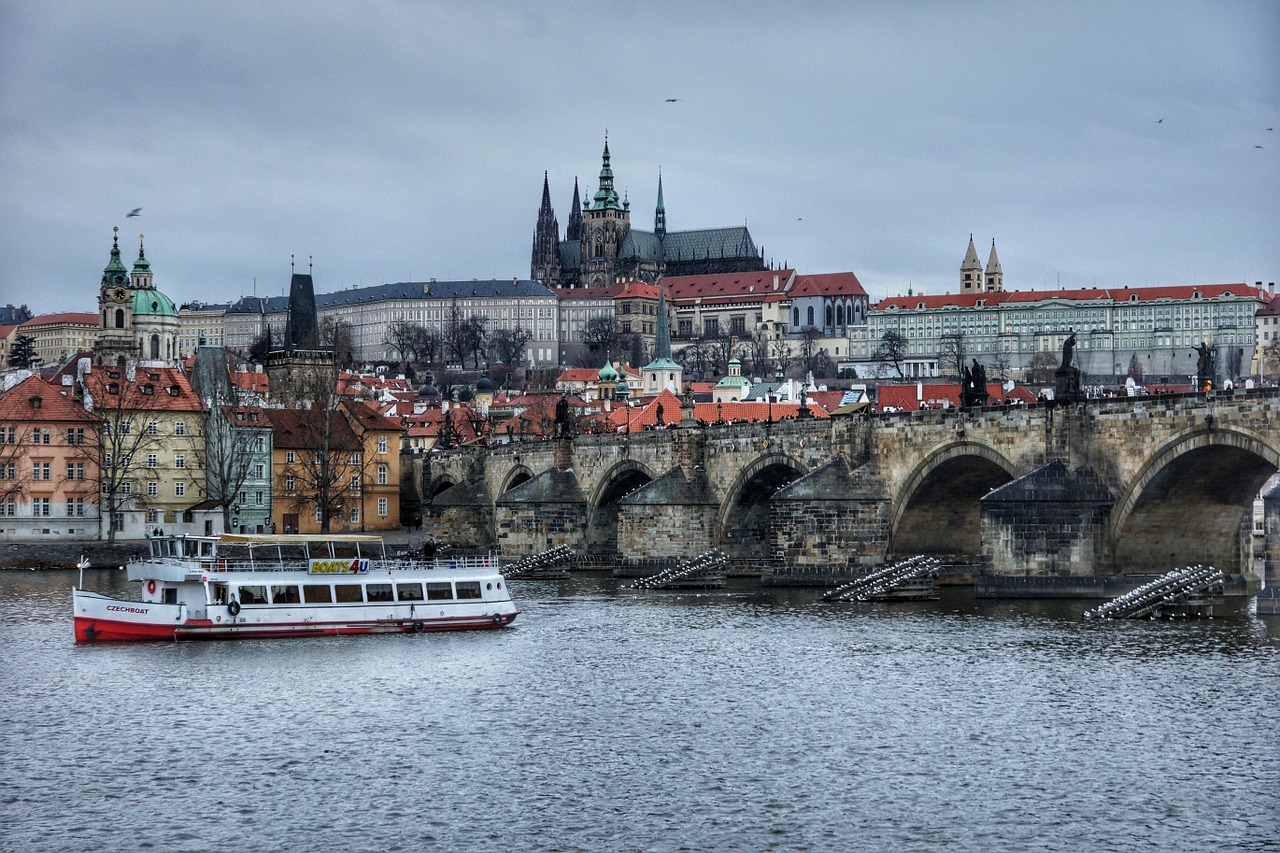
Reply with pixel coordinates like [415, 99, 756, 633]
[578, 132, 631, 288]
[96, 227, 136, 364]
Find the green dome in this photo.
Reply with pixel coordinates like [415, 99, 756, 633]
[131, 288, 179, 317]
[598, 360, 619, 381]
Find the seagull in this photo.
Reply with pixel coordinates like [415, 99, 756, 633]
[127, 207, 142, 217]
[665, 98, 680, 102]
[1257, 145, 1264, 149]
[1156, 118, 1163, 123]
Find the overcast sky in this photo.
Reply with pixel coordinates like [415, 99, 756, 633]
[2, 1, 1276, 316]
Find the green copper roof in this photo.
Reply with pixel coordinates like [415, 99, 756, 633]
[598, 360, 619, 381]
[132, 287, 179, 317]
[100, 228, 128, 286]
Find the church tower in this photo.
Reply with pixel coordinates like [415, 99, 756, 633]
[642, 277, 682, 396]
[266, 261, 334, 405]
[530, 171, 562, 286]
[984, 239, 1004, 292]
[578, 133, 631, 288]
[566, 177, 583, 242]
[96, 227, 135, 364]
[960, 235, 983, 293]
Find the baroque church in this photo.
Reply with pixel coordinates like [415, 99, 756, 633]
[531, 136, 768, 289]
[95, 227, 181, 366]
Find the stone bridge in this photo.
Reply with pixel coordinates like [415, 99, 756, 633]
[419, 389, 1279, 587]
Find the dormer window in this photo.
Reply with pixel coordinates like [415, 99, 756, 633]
[1129, 294, 1139, 302]
[140, 384, 154, 395]
[1192, 291, 1202, 299]
[168, 386, 181, 396]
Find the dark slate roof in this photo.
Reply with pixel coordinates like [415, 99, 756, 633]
[558, 240, 582, 271]
[315, 279, 557, 307]
[226, 295, 290, 315]
[982, 460, 1114, 503]
[621, 227, 759, 263]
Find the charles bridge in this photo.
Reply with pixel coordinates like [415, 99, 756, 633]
[419, 388, 1280, 592]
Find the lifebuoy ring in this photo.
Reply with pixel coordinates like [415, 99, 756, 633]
[146, 580, 156, 594]
[412, 621, 424, 633]
[491, 614, 504, 625]
[228, 599, 241, 617]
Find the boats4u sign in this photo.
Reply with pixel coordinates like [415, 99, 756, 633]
[309, 558, 371, 575]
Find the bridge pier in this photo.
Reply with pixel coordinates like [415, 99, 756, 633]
[1259, 484, 1280, 614]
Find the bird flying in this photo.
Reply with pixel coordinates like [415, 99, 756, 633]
[127, 208, 142, 217]
[666, 98, 680, 102]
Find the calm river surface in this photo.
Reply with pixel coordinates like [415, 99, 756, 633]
[2, 569, 1277, 852]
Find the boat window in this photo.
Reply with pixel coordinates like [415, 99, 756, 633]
[163, 588, 178, 605]
[455, 581, 482, 600]
[426, 582, 453, 601]
[270, 585, 301, 605]
[210, 583, 228, 604]
[238, 585, 268, 605]
[366, 583, 394, 602]
[396, 582, 424, 602]
[334, 584, 363, 603]
[303, 585, 333, 604]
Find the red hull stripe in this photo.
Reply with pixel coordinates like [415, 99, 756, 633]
[74, 612, 517, 643]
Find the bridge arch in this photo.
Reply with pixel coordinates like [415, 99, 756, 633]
[587, 460, 658, 553]
[891, 440, 1018, 556]
[717, 452, 808, 561]
[498, 465, 536, 496]
[1110, 427, 1279, 573]
[428, 474, 458, 498]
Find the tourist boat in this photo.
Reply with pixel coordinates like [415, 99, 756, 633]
[72, 533, 519, 643]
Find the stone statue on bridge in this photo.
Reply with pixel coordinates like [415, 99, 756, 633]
[1061, 333, 1077, 369]
[555, 394, 572, 438]
[1192, 342, 1213, 389]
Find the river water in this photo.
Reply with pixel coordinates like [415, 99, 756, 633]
[2, 569, 1277, 852]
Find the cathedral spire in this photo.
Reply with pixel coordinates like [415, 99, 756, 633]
[592, 131, 621, 210]
[566, 176, 583, 241]
[531, 171, 562, 284]
[654, 169, 667, 238]
[101, 226, 129, 289]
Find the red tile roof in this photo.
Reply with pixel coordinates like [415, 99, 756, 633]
[789, 272, 868, 298]
[81, 366, 203, 412]
[874, 283, 1265, 311]
[0, 376, 92, 423]
[875, 383, 1032, 410]
[555, 283, 627, 300]
[20, 312, 99, 328]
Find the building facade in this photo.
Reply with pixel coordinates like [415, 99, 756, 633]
[18, 313, 99, 367]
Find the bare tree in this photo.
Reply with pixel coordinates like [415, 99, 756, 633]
[1026, 351, 1059, 384]
[386, 320, 420, 363]
[704, 334, 736, 378]
[769, 338, 795, 378]
[321, 318, 356, 369]
[873, 330, 907, 380]
[744, 329, 772, 378]
[77, 367, 174, 543]
[675, 339, 711, 377]
[1126, 352, 1144, 383]
[273, 363, 360, 533]
[938, 332, 968, 380]
[0, 424, 28, 506]
[582, 316, 620, 360]
[192, 351, 261, 533]
[1265, 339, 1280, 382]
[490, 326, 532, 369]
[1225, 346, 1243, 380]
[990, 349, 1012, 382]
[798, 327, 824, 375]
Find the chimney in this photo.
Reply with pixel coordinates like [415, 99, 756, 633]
[513, 277, 518, 286]
[1270, 282, 1275, 299]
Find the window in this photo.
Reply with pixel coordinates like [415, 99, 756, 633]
[254, 464, 264, 479]
[32, 428, 51, 445]
[33, 497, 51, 517]
[174, 454, 185, 469]
[174, 421, 186, 436]
[147, 482, 159, 497]
[120, 421, 132, 435]
[350, 474, 361, 492]
[377, 465, 388, 485]
[378, 436, 387, 454]
[147, 421, 159, 436]
[33, 462, 51, 481]
[255, 491, 263, 506]
[270, 585, 300, 604]
[237, 585, 268, 605]
[315, 508, 323, 523]
[286, 451, 296, 464]
[455, 581, 483, 600]
[66, 427, 85, 445]
[365, 583, 393, 602]
[0, 462, 13, 480]
[426, 582, 453, 601]
[303, 585, 333, 604]
[0, 500, 14, 517]
[120, 481, 131, 496]
[334, 584, 363, 603]
[395, 582, 424, 602]
[174, 482, 185, 497]
[285, 475, 296, 492]
[378, 498, 388, 517]
[350, 506, 360, 523]
[66, 498, 85, 517]
[146, 454, 158, 468]
[0, 426, 14, 444]
[349, 452, 360, 465]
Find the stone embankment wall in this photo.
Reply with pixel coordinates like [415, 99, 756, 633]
[0, 540, 142, 570]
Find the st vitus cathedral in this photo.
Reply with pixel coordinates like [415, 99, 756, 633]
[531, 135, 769, 289]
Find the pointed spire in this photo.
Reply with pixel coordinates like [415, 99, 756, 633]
[131, 232, 153, 288]
[566, 176, 583, 241]
[653, 277, 672, 361]
[539, 171, 553, 211]
[101, 226, 129, 289]
[531, 171, 561, 282]
[592, 130, 620, 210]
[986, 239, 1002, 274]
[654, 169, 667, 238]
[984, 238, 1004, 292]
[961, 234, 982, 292]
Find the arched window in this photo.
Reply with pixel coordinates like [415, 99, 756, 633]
[150, 335, 160, 359]
[792, 308, 799, 327]
[806, 306, 815, 327]
[825, 305, 833, 327]
[114, 309, 125, 328]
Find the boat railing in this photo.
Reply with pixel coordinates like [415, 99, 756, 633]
[146, 554, 502, 575]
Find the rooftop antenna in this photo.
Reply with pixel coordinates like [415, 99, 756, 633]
[291, 254, 295, 273]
